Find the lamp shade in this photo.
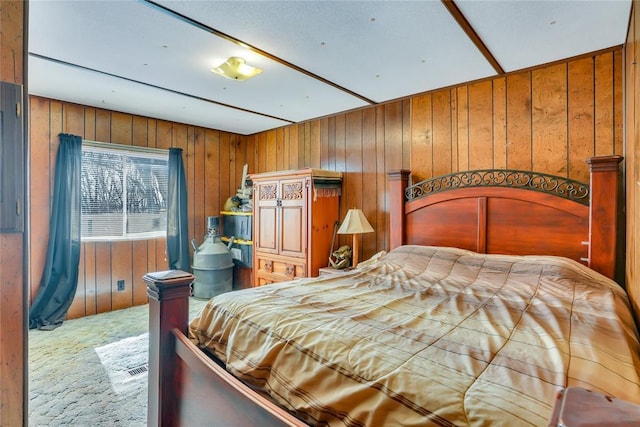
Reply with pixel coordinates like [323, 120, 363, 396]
[337, 209, 374, 235]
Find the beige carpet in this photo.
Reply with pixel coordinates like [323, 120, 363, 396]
[28, 298, 208, 427]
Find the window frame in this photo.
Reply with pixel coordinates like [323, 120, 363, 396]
[80, 140, 169, 242]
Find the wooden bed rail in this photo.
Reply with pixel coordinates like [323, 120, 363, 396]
[145, 271, 194, 426]
[388, 155, 623, 280]
[172, 329, 306, 426]
[146, 271, 306, 427]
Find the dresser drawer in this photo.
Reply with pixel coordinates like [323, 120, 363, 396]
[255, 253, 306, 285]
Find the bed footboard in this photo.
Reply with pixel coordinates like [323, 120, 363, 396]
[172, 329, 306, 426]
[145, 270, 305, 427]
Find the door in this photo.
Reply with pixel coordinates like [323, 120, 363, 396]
[278, 177, 307, 259]
[253, 180, 279, 254]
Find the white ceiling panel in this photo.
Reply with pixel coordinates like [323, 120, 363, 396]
[157, 0, 498, 101]
[29, 57, 291, 135]
[456, 0, 631, 72]
[29, 0, 368, 131]
[28, 0, 632, 135]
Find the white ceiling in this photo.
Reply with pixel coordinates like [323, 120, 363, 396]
[28, 0, 631, 136]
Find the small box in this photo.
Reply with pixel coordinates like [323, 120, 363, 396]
[221, 212, 252, 241]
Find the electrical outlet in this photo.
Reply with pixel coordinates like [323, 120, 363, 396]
[117, 279, 125, 291]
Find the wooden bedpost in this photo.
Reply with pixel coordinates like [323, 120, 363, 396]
[388, 170, 410, 250]
[586, 155, 623, 280]
[145, 270, 195, 427]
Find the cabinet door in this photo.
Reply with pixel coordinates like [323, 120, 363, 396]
[278, 177, 307, 259]
[0, 82, 24, 233]
[253, 180, 279, 254]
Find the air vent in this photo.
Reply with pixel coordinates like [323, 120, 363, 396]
[127, 364, 148, 377]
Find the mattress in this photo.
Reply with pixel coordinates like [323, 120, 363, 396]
[188, 245, 640, 426]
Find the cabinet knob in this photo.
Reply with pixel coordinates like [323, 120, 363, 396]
[264, 261, 273, 273]
[285, 264, 295, 277]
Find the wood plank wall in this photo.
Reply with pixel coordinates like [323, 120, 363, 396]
[245, 49, 624, 266]
[0, 1, 25, 425]
[28, 48, 624, 322]
[28, 97, 245, 319]
[626, 1, 640, 320]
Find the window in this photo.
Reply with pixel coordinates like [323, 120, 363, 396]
[81, 142, 169, 241]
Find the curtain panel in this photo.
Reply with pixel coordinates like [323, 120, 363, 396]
[29, 134, 82, 330]
[167, 147, 190, 271]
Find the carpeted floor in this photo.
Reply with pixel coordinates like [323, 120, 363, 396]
[28, 297, 208, 426]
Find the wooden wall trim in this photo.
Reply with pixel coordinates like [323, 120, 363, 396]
[0, 0, 26, 425]
[441, 0, 504, 74]
[625, 0, 639, 319]
[0, 1, 26, 426]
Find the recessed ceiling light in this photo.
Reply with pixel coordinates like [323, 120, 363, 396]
[211, 57, 263, 81]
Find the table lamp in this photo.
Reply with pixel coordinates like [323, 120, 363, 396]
[337, 208, 374, 267]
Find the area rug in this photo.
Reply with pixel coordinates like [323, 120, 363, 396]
[94, 332, 149, 397]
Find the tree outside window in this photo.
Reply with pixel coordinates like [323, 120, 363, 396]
[81, 145, 168, 241]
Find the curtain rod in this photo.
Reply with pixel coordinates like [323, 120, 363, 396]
[82, 139, 169, 156]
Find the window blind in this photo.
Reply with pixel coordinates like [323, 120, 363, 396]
[81, 143, 169, 241]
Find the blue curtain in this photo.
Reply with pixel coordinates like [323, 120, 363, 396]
[29, 134, 82, 330]
[167, 147, 189, 271]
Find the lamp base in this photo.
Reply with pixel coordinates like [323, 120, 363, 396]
[352, 235, 359, 267]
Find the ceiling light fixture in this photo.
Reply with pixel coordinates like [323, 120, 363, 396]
[210, 57, 263, 81]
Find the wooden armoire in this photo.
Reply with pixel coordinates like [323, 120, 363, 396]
[250, 168, 342, 286]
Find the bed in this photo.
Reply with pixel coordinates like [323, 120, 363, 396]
[146, 155, 639, 426]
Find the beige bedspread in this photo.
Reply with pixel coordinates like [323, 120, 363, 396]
[189, 245, 640, 426]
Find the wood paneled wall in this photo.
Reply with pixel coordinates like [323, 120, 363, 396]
[626, 1, 640, 319]
[0, 1, 25, 426]
[246, 49, 623, 266]
[28, 97, 245, 319]
[245, 102, 412, 262]
[6, 7, 635, 424]
[28, 48, 624, 322]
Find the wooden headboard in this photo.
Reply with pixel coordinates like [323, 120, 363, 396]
[388, 156, 623, 280]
